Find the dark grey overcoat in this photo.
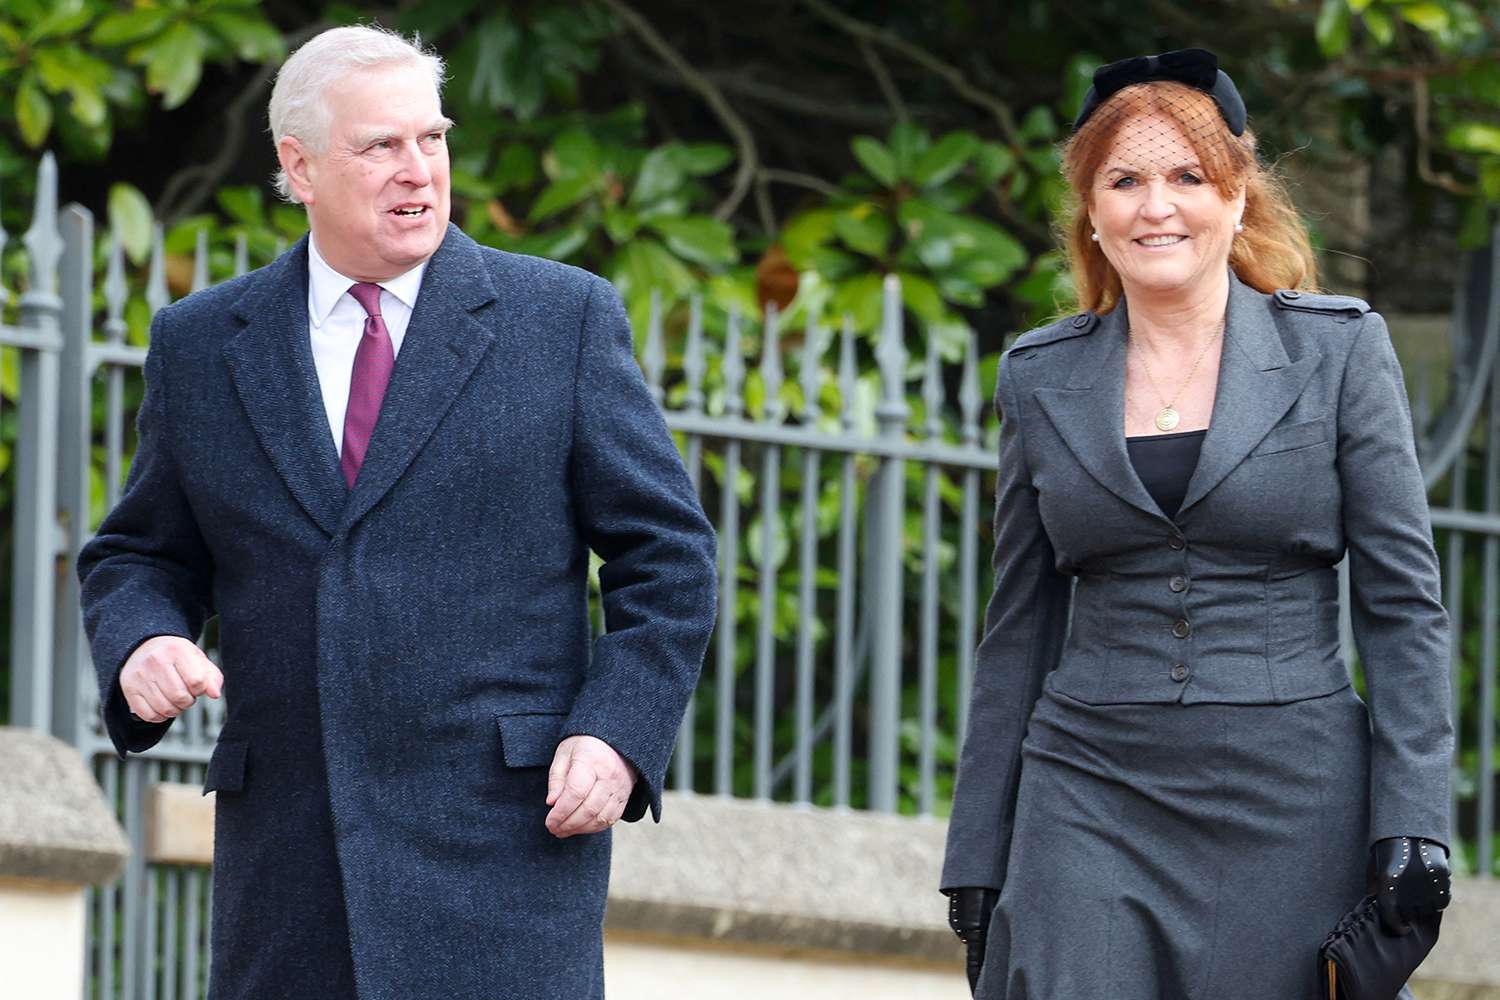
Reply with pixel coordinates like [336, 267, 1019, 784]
[77, 225, 718, 1000]
[942, 274, 1452, 998]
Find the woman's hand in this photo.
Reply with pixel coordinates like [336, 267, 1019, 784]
[1368, 836, 1451, 933]
[947, 887, 999, 995]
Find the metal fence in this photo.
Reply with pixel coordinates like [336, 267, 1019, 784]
[1, 152, 1497, 997]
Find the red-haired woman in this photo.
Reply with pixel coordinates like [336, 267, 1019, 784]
[941, 50, 1453, 1000]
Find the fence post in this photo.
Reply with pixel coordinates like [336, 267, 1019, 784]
[866, 274, 907, 812]
[10, 153, 64, 732]
[52, 204, 94, 744]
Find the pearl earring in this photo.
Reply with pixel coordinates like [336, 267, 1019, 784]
[1234, 222, 1244, 233]
[1091, 231, 1100, 242]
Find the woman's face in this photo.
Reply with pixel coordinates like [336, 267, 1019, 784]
[1087, 113, 1245, 300]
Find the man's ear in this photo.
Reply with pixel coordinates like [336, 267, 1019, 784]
[278, 136, 317, 205]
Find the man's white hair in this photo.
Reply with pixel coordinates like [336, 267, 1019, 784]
[268, 24, 446, 204]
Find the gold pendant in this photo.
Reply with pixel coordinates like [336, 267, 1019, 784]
[1155, 407, 1180, 431]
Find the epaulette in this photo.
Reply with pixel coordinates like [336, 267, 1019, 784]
[1011, 312, 1099, 354]
[1271, 289, 1370, 320]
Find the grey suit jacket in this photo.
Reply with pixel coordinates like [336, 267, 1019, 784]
[941, 273, 1452, 892]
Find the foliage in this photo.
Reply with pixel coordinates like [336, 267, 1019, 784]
[0, 1, 1497, 855]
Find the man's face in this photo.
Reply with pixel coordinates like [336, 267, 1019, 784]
[281, 63, 452, 282]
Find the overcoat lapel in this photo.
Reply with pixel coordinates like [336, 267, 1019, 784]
[223, 240, 347, 537]
[1033, 307, 1168, 521]
[338, 225, 500, 532]
[1177, 276, 1321, 514]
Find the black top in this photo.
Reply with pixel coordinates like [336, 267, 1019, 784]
[1125, 429, 1206, 518]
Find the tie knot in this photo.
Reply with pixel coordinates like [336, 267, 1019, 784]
[348, 282, 383, 318]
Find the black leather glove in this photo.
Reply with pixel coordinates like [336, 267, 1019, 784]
[1367, 836, 1451, 934]
[946, 886, 999, 996]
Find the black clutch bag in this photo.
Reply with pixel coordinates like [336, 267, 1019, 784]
[1319, 896, 1441, 1000]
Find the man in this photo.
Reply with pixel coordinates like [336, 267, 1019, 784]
[77, 24, 717, 1000]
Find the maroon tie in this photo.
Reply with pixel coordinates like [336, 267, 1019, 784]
[340, 282, 395, 487]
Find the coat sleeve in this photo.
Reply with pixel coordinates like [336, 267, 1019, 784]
[1336, 311, 1453, 848]
[76, 309, 216, 758]
[941, 349, 1073, 892]
[559, 275, 718, 823]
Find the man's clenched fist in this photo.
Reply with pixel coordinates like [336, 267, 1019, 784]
[119, 635, 223, 723]
[544, 735, 637, 839]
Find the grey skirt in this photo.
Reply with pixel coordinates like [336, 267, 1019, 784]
[978, 677, 1408, 1000]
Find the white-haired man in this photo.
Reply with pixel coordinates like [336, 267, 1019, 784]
[78, 24, 717, 1000]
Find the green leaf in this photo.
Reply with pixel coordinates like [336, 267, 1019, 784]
[492, 143, 538, 194]
[1062, 53, 1101, 123]
[604, 206, 641, 243]
[897, 272, 945, 327]
[631, 145, 686, 207]
[109, 182, 154, 265]
[1347, 0, 1373, 11]
[887, 121, 930, 179]
[67, 80, 106, 127]
[529, 175, 594, 223]
[216, 186, 264, 226]
[1445, 123, 1500, 155]
[832, 272, 885, 332]
[912, 131, 980, 188]
[1362, 7, 1396, 45]
[91, 8, 171, 47]
[674, 142, 733, 175]
[1019, 106, 1057, 142]
[610, 237, 695, 304]
[647, 216, 737, 266]
[832, 202, 893, 257]
[851, 136, 897, 187]
[547, 127, 602, 181]
[15, 74, 51, 147]
[202, 11, 286, 63]
[1398, 2, 1450, 32]
[28, 0, 90, 41]
[973, 143, 1017, 185]
[780, 208, 839, 268]
[136, 22, 207, 109]
[1316, 0, 1352, 57]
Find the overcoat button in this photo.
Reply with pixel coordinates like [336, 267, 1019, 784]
[1169, 575, 1187, 593]
[1168, 534, 1186, 550]
[1170, 664, 1190, 682]
[1172, 620, 1191, 639]
[1282, 290, 1301, 299]
[1072, 314, 1090, 328]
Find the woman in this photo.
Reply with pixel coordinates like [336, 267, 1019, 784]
[941, 50, 1454, 1000]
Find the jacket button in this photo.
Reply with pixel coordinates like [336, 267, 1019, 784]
[1172, 619, 1191, 639]
[1170, 663, 1190, 682]
[1282, 290, 1301, 299]
[1072, 314, 1090, 328]
[1169, 575, 1187, 593]
[1168, 534, 1186, 550]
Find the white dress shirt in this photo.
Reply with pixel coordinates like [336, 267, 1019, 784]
[307, 237, 428, 457]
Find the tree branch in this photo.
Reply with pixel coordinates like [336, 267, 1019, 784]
[859, 37, 907, 123]
[601, 0, 758, 222]
[155, 22, 330, 225]
[758, 167, 842, 199]
[1412, 74, 1474, 197]
[802, 0, 1023, 146]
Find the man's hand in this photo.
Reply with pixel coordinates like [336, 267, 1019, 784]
[119, 636, 223, 723]
[544, 735, 637, 838]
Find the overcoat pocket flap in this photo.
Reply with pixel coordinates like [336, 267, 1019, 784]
[1252, 418, 1328, 456]
[497, 712, 566, 768]
[203, 739, 248, 795]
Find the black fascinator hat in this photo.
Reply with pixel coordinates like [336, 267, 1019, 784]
[1073, 48, 1247, 136]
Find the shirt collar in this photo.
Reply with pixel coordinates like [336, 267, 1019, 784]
[306, 235, 429, 328]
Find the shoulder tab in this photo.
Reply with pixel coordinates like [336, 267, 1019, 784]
[1012, 312, 1099, 351]
[1272, 289, 1370, 319]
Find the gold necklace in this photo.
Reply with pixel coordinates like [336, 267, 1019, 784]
[1129, 321, 1223, 432]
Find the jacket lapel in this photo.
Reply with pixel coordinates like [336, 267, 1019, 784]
[1033, 307, 1169, 521]
[1177, 275, 1321, 515]
[222, 240, 347, 536]
[338, 225, 499, 532]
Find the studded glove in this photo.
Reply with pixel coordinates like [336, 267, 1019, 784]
[946, 887, 999, 996]
[1368, 836, 1451, 934]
